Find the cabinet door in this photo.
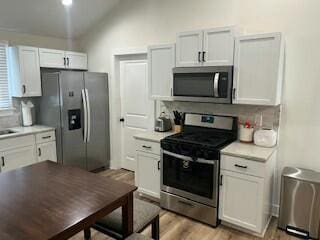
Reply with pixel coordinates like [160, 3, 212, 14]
[37, 141, 57, 163]
[233, 33, 284, 105]
[39, 48, 66, 69]
[176, 30, 203, 67]
[219, 170, 264, 233]
[203, 27, 235, 66]
[148, 44, 175, 100]
[19, 46, 41, 96]
[65, 51, 88, 70]
[1, 146, 36, 173]
[136, 151, 160, 199]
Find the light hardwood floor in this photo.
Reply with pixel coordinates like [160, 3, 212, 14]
[71, 169, 298, 240]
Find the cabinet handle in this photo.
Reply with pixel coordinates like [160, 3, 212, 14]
[38, 148, 42, 157]
[142, 145, 152, 149]
[198, 52, 201, 62]
[220, 175, 223, 186]
[1, 157, 4, 167]
[22, 85, 26, 94]
[157, 161, 161, 170]
[67, 57, 70, 67]
[42, 136, 51, 139]
[235, 164, 248, 169]
[202, 51, 206, 62]
[178, 200, 194, 207]
[63, 57, 66, 66]
[232, 88, 236, 100]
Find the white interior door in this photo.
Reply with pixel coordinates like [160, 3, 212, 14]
[120, 60, 154, 171]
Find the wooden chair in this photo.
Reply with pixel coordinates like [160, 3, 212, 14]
[84, 198, 160, 240]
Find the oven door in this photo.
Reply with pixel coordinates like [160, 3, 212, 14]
[161, 150, 219, 207]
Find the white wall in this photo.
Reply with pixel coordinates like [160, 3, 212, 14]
[80, 0, 320, 210]
[0, 29, 79, 50]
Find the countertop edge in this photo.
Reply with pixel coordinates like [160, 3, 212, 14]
[0, 126, 55, 140]
[221, 151, 272, 163]
[133, 135, 162, 143]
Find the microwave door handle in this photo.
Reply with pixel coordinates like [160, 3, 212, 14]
[213, 73, 220, 98]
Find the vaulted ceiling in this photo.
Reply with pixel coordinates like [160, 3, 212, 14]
[0, 0, 120, 39]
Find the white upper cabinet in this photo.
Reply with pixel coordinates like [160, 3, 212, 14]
[65, 51, 88, 70]
[176, 26, 236, 67]
[233, 33, 284, 106]
[39, 48, 88, 70]
[148, 44, 175, 100]
[176, 30, 203, 67]
[9, 46, 41, 97]
[203, 27, 235, 66]
[39, 48, 66, 69]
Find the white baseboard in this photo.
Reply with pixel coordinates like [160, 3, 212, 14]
[272, 204, 280, 217]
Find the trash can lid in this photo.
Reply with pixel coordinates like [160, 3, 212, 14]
[282, 167, 320, 184]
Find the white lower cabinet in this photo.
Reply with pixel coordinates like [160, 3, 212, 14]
[219, 170, 264, 232]
[1, 146, 36, 173]
[0, 131, 57, 173]
[37, 141, 57, 163]
[219, 153, 276, 236]
[135, 139, 161, 200]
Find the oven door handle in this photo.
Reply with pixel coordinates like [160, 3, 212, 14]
[163, 150, 216, 165]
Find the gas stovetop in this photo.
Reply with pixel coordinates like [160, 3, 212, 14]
[161, 113, 238, 160]
[164, 131, 234, 149]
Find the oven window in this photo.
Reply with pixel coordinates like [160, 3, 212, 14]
[163, 153, 214, 199]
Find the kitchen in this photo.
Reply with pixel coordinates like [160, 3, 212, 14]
[0, 0, 319, 240]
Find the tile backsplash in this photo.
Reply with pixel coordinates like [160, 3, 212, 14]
[159, 101, 281, 129]
[0, 98, 38, 129]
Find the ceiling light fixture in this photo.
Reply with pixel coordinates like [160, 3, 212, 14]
[62, 0, 73, 6]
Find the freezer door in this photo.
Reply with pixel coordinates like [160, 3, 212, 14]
[38, 72, 63, 163]
[60, 71, 87, 169]
[84, 72, 110, 171]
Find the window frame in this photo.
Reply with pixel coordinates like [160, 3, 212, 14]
[0, 40, 13, 114]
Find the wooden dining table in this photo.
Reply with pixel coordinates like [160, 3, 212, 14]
[0, 161, 137, 240]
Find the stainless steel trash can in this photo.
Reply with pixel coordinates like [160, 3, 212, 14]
[278, 167, 320, 239]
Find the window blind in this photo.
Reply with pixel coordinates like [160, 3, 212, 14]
[0, 41, 11, 109]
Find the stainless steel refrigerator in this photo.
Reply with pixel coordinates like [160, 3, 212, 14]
[38, 71, 110, 171]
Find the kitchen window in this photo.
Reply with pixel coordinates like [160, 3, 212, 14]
[0, 41, 11, 110]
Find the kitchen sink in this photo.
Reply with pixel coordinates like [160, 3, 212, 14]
[0, 129, 17, 136]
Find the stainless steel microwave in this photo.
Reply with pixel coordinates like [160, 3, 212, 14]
[173, 66, 233, 104]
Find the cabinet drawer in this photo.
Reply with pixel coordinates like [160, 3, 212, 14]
[221, 155, 265, 178]
[136, 139, 160, 155]
[0, 135, 35, 151]
[36, 131, 56, 144]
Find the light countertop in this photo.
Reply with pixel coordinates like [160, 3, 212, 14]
[0, 125, 55, 140]
[134, 131, 175, 143]
[221, 141, 277, 162]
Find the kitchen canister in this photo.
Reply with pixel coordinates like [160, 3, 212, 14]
[21, 101, 34, 126]
[239, 125, 254, 143]
[254, 129, 277, 147]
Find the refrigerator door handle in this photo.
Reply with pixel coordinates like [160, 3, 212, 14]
[81, 89, 88, 143]
[85, 88, 91, 143]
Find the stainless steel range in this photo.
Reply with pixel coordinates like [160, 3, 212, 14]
[160, 113, 238, 226]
